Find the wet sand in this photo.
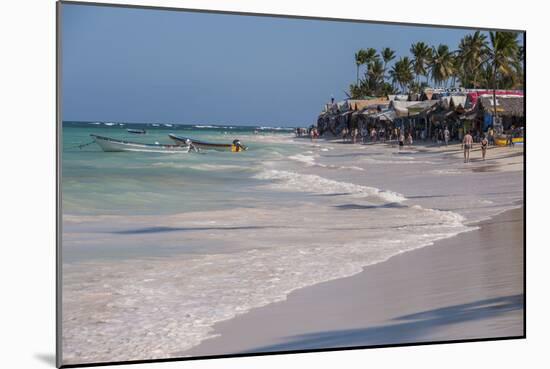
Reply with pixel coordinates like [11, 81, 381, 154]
[185, 206, 524, 356]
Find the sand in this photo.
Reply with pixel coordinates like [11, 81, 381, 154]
[185, 206, 524, 356]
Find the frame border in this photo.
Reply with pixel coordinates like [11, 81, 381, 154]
[56, 1, 527, 367]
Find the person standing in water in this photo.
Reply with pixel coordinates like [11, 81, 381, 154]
[185, 139, 200, 153]
[463, 130, 473, 163]
[481, 134, 488, 161]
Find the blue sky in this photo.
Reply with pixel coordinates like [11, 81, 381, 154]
[62, 3, 487, 126]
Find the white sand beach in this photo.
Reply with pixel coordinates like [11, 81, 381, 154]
[183, 140, 525, 356]
[185, 206, 524, 356]
[62, 135, 524, 364]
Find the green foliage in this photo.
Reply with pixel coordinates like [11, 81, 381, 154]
[348, 31, 523, 97]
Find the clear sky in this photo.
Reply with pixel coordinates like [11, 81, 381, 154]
[62, 3, 489, 126]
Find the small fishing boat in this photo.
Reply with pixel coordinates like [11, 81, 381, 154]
[127, 128, 146, 134]
[168, 133, 247, 152]
[91, 134, 190, 153]
[495, 136, 508, 147]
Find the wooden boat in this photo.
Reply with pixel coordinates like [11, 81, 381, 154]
[127, 128, 146, 134]
[91, 134, 190, 153]
[168, 133, 247, 152]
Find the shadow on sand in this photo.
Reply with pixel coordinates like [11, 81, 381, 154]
[111, 225, 280, 235]
[334, 203, 407, 210]
[244, 294, 523, 353]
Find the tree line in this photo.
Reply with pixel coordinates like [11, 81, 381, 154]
[349, 31, 524, 99]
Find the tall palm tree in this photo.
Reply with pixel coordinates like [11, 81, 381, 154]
[410, 42, 432, 84]
[389, 57, 414, 93]
[354, 49, 368, 85]
[364, 48, 379, 67]
[484, 31, 520, 121]
[367, 59, 385, 96]
[457, 31, 488, 87]
[429, 44, 454, 87]
[381, 47, 396, 83]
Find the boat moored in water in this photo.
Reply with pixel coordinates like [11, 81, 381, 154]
[127, 128, 147, 134]
[91, 134, 190, 153]
[168, 133, 247, 152]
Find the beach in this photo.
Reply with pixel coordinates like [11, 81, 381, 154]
[186, 206, 524, 356]
[61, 123, 524, 365]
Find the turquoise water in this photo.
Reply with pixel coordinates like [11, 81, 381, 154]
[62, 120, 524, 362]
[62, 121, 303, 215]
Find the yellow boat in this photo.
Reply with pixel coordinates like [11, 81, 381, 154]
[495, 136, 508, 146]
[512, 137, 524, 144]
[494, 136, 524, 146]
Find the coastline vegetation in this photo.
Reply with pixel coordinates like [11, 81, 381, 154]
[349, 31, 524, 99]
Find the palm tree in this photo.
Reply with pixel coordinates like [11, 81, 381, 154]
[429, 44, 455, 87]
[410, 42, 432, 84]
[484, 31, 520, 121]
[354, 49, 368, 85]
[389, 57, 414, 93]
[457, 31, 488, 88]
[381, 47, 396, 83]
[364, 48, 380, 67]
[366, 59, 385, 96]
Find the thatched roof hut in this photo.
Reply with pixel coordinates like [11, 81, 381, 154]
[346, 98, 388, 111]
[478, 96, 524, 117]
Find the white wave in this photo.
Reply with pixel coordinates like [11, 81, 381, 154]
[62, 202, 470, 363]
[339, 165, 365, 171]
[254, 169, 406, 203]
[361, 157, 436, 165]
[258, 126, 294, 131]
[151, 162, 245, 171]
[288, 154, 317, 166]
[432, 168, 462, 175]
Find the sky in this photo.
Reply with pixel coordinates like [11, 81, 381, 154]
[62, 3, 492, 126]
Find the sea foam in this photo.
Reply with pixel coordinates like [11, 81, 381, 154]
[254, 169, 406, 203]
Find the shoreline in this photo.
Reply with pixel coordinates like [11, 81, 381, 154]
[61, 131, 524, 364]
[184, 206, 524, 356]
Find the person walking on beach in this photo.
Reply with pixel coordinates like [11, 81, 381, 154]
[361, 125, 368, 143]
[463, 130, 473, 163]
[481, 134, 488, 161]
[444, 126, 450, 146]
[341, 127, 348, 142]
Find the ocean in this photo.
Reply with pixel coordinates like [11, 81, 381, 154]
[61, 121, 523, 364]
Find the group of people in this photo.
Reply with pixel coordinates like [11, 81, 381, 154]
[337, 126, 417, 149]
[462, 131, 489, 163]
[294, 127, 309, 137]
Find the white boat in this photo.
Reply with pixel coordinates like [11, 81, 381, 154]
[91, 134, 190, 153]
